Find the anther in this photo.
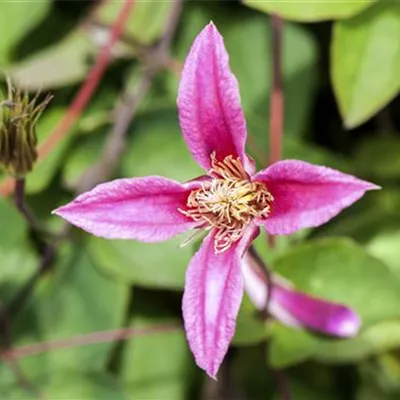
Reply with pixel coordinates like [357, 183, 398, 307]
[179, 155, 274, 253]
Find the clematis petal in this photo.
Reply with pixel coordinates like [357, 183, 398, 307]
[271, 282, 361, 337]
[254, 160, 379, 235]
[177, 22, 254, 174]
[242, 254, 361, 337]
[53, 176, 202, 241]
[182, 226, 259, 378]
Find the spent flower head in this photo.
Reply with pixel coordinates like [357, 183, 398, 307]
[53, 23, 379, 378]
[0, 78, 52, 177]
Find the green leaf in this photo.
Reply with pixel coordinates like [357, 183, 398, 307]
[95, 0, 173, 45]
[353, 136, 400, 180]
[319, 189, 400, 244]
[272, 379, 337, 400]
[316, 320, 400, 363]
[357, 355, 400, 400]
[282, 136, 350, 172]
[87, 110, 202, 290]
[367, 229, 400, 280]
[0, 198, 37, 303]
[26, 107, 75, 194]
[62, 134, 106, 189]
[233, 295, 268, 346]
[231, 346, 274, 400]
[36, 246, 129, 369]
[5, 244, 129, 384]
[43, 372, 128, 400]
[122, 110, 202, 181]
[244, 0, 375, 22]
[120, 292, 197, 400]
[0, 244, 38, 303]
[1, 372, 129, 400]
[269, 238, 400, 368]
[0, 197, 27, 249]
[332, 2, 400, 128]
[8, 31, 92, 90]
[269, 323, 318, 368]
[248, 117, 351, 184]
[270, 319, 400, 369]
[244, 21, 317, 141]
[360, 353, 400, 394]
[252, 228, 310, 266]
[357, 382, 398, 400]
[88, 234, 194, 289]
[0, 1, 51, 65]
[275, 238, 400, 325]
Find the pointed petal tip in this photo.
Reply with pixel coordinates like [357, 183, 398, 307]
[255, 160, 381, 235]
[52, 202, 77, 220]
[191, 349, 220, 380]
[183, 229, 258, 382]
[208, 370, 218, 381]
[200, 359, 219, 380]
[368, 183, 381, 191]
[51, 177, 200, 241]
[177, 20, 251, 173]
[196, 21, 219, 41]
[51, 204, 68, 218]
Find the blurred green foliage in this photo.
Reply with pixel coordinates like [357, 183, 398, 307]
[0, 0, 400, 399]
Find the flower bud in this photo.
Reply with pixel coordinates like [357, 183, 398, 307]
[0, 78, 52, 178]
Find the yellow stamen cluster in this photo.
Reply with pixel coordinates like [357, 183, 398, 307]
[179, 153, 274, 253]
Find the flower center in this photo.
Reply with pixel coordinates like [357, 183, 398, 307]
[179, 154, 274, 253]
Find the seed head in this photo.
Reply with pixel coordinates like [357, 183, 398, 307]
[0, 78, 52, 177]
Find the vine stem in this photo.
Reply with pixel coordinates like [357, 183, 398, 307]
[269, 15, 284, 165]
[248, 246, 291, 400]
[2, 323, 180, 360]
[268, 15, 284, 248]
[0, 0, 136, 197]
[14, 179, 39, 230]
[76, 0, 184, 192]
[37, 0, 135, 160]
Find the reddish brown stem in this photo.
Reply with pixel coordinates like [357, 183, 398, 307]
[39, 0, 135, 159]
[268, 15, 284, 248]
[0, 0, 136, 197]
[2, 323, 180, 360]
[273, 369, 291, 400]
[269, 15, 284, 165]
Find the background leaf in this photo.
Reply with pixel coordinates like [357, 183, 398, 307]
[269, 238, 400, 368]
[26, 107, 75, 194]
[0, 243, 130, 388]
[332, 2, 400, 128]
[244, 0, 375, 22]
[120, 291, 197, 400]
[0, 1, 51, 65]
[8, 31, 92, 90]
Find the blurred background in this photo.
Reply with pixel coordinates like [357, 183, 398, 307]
[0, 0, 400, 399]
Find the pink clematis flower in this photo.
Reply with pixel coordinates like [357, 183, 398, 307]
[53, 23, 378, 378]
[242, 254, 361, 337]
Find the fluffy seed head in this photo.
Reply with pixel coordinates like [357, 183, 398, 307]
[0, 78, 52, 177]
